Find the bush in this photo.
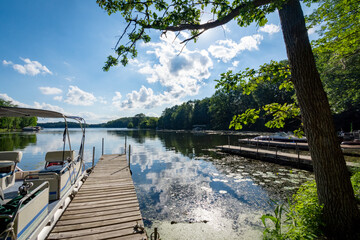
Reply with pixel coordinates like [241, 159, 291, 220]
[285, 181, 324, 239]
[262, 181, 324, 239]
[262, 170, 360, 239]
[351, 171, 360, 202]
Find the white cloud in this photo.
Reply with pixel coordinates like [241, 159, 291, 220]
[117, 32, 213, 110]
[39, 87, 62, 95]
[33, 102, 65, 113]
[2, 60, 13, 65]
[120, 86, 165, 110]
[259, 24, 280, 35]
[4, 58, 52, 76]
[65, 76, 74, 82]
[64, 86, 97, 106]
[0, 93, 31, 107]
[146, 112, 159, 117]
[0, 92, 65, 114]
[222, 25, 231, 33]
[308, 27, 316, 35]
[227, 60, 241, 72]
[98, 97, 107, 104]
[112, 91, 122, 108]
[77, 111, 112, 124]
[208, 34, 263, 62]
[53, 96, 63, 101]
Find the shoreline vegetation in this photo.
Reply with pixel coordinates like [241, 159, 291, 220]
[33, 106, 359, 133]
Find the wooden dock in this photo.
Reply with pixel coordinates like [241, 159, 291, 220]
[238, 139, 360, 157]
[238, 139, 309, 150]
[217, 145, 360, 170]
[47, 154, 147, 240]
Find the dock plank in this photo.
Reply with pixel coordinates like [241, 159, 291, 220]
[47, 221, 140, 239]
[51, 215, 143, 232]
[47, 154, 147, 239]
[62, 203, 140, 215]
[60, 206, 140, 220]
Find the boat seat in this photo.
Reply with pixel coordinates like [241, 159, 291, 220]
[44, 150, 75, 168]
[39, 164, 69, 174]
[0, 151, 22, 190]
[25, 150, 75, 201]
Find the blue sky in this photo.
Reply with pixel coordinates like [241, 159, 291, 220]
[0, 1, 317, 123]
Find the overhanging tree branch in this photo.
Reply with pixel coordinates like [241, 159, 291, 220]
[140, 0, 272, 31]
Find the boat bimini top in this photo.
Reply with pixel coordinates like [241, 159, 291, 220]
[0, 106, 86, 162]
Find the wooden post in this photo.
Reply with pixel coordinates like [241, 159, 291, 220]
[228, 136, 230, 147]
[102, 138, 104, 155]
[154, 227, 158, 240]
[128, 144, 131, 169]
[92, 146, 95, 168]
[296, 142, 300, 166]
[125, 136, 127, 154]
[275, 146, 278, 160]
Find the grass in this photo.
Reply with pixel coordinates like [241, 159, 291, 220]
[261, 169, 360, 239]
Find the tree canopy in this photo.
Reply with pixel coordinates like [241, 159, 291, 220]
[0, 99, 37, 130]
[97, 0, 286, 69]
[307, 0, 360, 113]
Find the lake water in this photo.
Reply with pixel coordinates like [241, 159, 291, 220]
[0, 128, 314, 239]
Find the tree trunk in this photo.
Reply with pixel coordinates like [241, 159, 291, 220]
[278, 0, 360, 238]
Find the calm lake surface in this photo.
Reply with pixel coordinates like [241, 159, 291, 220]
[0, 128, 314, 239]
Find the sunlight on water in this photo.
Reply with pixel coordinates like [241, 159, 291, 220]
[0, 128, 314, 238]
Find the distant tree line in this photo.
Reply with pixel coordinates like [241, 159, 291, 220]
[103, 113, 158, 129]
[157, 75, 297, 131]
[0, 99, 37, 131]
[37, 113, 159, 129]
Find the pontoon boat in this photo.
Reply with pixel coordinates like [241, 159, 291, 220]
[0, 107, 88, 240]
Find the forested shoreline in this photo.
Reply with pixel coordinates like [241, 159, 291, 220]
[0, 99, 37, 131]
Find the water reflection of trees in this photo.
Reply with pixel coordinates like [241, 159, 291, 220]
[0, 133, 37, 151]
[156, 132, 229, 158]
[107, 129, 157, 144]
[104, 129, 257, 160]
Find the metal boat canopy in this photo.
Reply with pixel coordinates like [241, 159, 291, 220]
[0, 106, 86, 160]
[0, 106, 83, 121]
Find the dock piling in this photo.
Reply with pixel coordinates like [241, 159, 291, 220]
[128, 144, 131, 168]
[102, 138, 104, 155]
[92, 146, 95, 168]
[151, 227, 159, 240]
[125, 136, 127, 154]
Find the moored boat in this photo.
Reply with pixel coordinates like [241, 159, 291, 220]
[339, 130, 360, 145]
[22, 126, 41, 132]
[254, 131, 307, 143]
[0, 107, 88, 240]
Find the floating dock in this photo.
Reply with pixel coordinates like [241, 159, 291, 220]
[217, 145, 360, 170]
[238, 139, 309, 150]
[47, 154, 147, 240]
[238, 139, 360, 157]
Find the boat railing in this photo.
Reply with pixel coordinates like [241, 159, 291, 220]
[10, 181, 49, 220]
[0, 181, 49, 239]
[24, 172, 60, 200]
